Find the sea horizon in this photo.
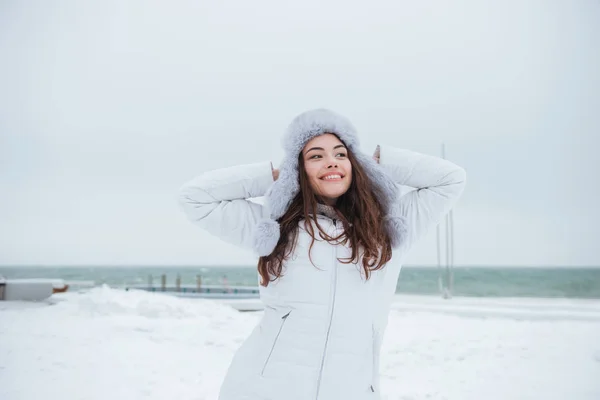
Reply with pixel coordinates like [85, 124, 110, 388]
[2, 265, 599, 299]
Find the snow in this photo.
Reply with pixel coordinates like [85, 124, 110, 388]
[1, 286, 599, 400]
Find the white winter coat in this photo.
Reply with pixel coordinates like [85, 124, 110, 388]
[178, 145, 466, 400]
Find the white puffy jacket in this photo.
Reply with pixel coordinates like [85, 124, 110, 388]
[178, 145, 466, 400]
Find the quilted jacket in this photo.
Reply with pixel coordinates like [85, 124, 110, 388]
[178, 145, 466, 399]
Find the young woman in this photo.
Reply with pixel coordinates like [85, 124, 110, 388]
[178, 109, 466, 400]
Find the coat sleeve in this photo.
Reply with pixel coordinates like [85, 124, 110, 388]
[178, 161, 274, 251]
[370, 145, 467, 392]
[379, 145, 467, 249]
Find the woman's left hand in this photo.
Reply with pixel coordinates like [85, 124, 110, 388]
[373, 145, 380, 164]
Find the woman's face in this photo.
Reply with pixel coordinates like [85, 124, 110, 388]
[301, 133, 352, 205]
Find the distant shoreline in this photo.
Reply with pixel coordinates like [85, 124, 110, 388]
[2, 265, 599, 299]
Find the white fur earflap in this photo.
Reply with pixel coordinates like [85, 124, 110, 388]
[385, 215, 409, 248]
[253, 219, 281, 256]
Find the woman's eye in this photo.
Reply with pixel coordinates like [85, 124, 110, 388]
[308, 153, 346, 160]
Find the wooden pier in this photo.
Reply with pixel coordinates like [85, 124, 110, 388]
[124, 274, 259, 300]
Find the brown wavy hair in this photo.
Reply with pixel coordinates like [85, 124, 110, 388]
[257, 136, 393, 286]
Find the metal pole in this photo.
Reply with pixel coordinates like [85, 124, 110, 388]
[436, 224, 443, 295]
[0, 276, 6, 301]
[449, 210, 455, 295]
[437, 143, 445, 298]
[441, 142, 453, 299]
[444, 213, 451, 299]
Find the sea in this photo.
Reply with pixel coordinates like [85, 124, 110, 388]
[1, 265, 599, 299]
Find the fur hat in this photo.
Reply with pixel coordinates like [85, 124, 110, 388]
[252, 108, 407, 256]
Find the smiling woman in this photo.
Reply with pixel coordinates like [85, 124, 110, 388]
[178, 108, 467, 400]
[262, 131, 397, 290]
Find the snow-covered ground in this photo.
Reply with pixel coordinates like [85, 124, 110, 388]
[1, 286, 599, 400]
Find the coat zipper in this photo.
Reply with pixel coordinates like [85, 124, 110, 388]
[315, 218, 339, 399]
[260, 310, 291, 376]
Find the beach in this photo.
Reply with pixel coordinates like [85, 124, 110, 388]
[1, 286, 599, 400]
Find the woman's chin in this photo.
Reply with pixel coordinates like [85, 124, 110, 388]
[319, 190, 349, 202]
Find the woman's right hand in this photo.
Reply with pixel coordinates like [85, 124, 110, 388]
[271, 163, 279, 181]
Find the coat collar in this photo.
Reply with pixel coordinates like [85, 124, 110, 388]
[315, 203, 338, 220]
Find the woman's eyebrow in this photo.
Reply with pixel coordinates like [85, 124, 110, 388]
[305, 144, 346, 155]
[305, 147, 324, 154]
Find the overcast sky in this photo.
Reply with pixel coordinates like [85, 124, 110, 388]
[1, 0, 598, 267]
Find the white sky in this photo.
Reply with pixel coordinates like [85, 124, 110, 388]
[1, 0, 599, 267]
